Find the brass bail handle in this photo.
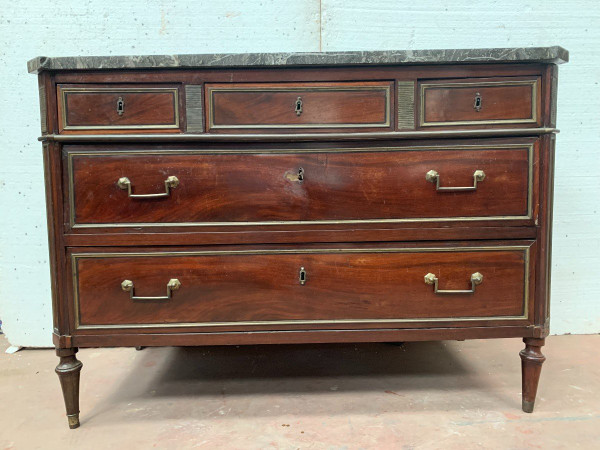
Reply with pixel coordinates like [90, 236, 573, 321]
[426, 169, 485, 192]
[424, 272, 483, 294]
[117, 175, 179, 199]
[121, 278, 181, 301]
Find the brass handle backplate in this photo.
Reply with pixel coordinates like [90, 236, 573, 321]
[117, 175, 179, 199]
[426, 169, 485, 192]
[295, 97, 303, 116]
[121, 278, 181, 301]
[424, 272, 483, 294]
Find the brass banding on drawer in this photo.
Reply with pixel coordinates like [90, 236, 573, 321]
[205, 81, 392, 132]
[58, 85, 180, 132]
[71, 244, 532, 330]
[66, 143, 534, 229]
[419, 77, 540, 127]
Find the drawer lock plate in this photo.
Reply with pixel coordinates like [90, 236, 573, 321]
[295, 97, 303, 116]
[116, 96, 125, 116]
[474, 92, 482, 112]
[299, 267, 307, 285]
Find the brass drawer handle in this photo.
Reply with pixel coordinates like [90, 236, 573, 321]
[117, 175, 179, 199]
[121, 278, 181, 301]
[426, 169, 485, 192]
[424, 272, 483, 294]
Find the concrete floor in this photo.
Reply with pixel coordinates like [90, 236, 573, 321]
[0, 335, 598, 449]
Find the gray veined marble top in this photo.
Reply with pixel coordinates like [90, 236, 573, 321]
[28, 46, 568, 73]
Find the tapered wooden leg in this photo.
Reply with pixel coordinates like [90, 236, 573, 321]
[519, 337, 546, 413]
[55, 348, 83, 429]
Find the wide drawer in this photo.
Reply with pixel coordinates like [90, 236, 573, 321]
[71, 243, 533, 329]
[57, 84, 181, 132]
[205, 81, 392, 132]
[419, 77, 540, 127]
[66, 143, 533, 228]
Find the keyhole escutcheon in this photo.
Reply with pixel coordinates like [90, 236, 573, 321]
[299, 267, 307, 285]
[116, 96, 125, 116]
[473, 93, 482, 112]
[295, 97, 303, 116]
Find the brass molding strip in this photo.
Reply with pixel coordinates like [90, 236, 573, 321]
[419, 79, 539, 127]
[59, 87, 180, 131]
[40, 128, 557, 142]
[71, 245, 531, 330]
[38, 84, 47, 134]
[397, 81, 415, 130]
[207, 85, 391, 129]
[66, 143, 534, 229]
[185, 85, 204, 132]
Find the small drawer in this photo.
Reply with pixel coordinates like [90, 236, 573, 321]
[66, 143, 533, 229]
[419, 77, 540, 128]
[205, 81, 392, 132]
[57, 84, 181, 132]
[71, 243, 532, 329]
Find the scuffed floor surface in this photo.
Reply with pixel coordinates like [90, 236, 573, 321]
[0, 335, 598, 449]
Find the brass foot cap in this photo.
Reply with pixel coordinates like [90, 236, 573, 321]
[522, 399, 535, 413]
[67, 414, 80, 429]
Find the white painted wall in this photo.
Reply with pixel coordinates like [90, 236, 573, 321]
[0, 0, 598, 347]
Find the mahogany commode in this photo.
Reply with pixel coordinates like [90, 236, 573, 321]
[28, 46, 568, 428]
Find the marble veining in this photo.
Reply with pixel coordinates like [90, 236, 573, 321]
[28, 46, 568, 73]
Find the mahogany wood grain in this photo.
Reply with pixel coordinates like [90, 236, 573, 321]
[62, 226, 538, 247]
[32, 55, 562, 423]
[64, 240, 536, 335]
[53, 64, 545, 87]
[57, 84, 180, 133]
[206, 81, 392, 132]
[73, 245, 529, 327]
[520, 337, 546, 412]
[420, 77, 541, 127]
[67, 325, 538, 348]
[68, 146, 530, 226]
[533, 132, 555, 333]
[55, 348, 82, 429]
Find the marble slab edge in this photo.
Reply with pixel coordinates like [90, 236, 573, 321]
[27, 46, 568, 73]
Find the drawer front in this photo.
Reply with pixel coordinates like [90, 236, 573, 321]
[419, 77, 540, 127]
[58, 85, 180, 132]
[72, 244, 532, 329]
[67, 144, 533, 228]
[205, 82, 392, 131]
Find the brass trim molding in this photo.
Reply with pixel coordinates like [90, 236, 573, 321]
[419, 79, 539, 127]
[71, 245, 531, 330]
[38, 84, 47, 134]
[397, 81, 415, 130]
[59, 87, 180, 131]
[66, 143, 534, 229]
[39, 128, 557, 142]
[185, 85, 204, 133]
[206, 85, 391, 129]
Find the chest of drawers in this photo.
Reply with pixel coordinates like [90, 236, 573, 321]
[29, 46, 568, 428]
